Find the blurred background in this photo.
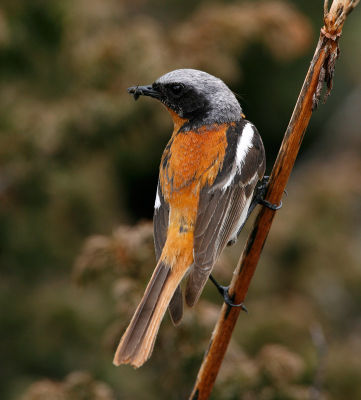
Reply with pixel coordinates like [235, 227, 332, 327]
[0, 0, 360, 399]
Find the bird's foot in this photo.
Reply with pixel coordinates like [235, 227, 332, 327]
[209, 275, 248, 311]
[255, 176, 283, 211]
[258, 198, 282, 210]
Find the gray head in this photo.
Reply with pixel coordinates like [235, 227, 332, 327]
[128, 69, 242, 130]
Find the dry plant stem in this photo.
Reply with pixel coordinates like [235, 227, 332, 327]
[190, 1, 358, 399]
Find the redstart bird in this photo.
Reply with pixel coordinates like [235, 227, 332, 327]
[113, 69, 279, 368]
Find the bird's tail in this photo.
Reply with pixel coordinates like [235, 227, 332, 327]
[113, 249, 191, 368]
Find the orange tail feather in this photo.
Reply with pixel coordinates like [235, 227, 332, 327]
[113, 256, 189, 368]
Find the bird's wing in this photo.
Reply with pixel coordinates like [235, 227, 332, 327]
[153, 182, 183, 324]
[185, 121, 266, 307]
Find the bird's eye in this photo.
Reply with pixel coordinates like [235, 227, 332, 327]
[170, 84, 184, 95]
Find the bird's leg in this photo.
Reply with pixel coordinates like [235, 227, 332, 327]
[209, 274, 248, 311]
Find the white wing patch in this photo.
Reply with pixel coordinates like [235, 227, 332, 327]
[154, 188, 161, 209]
[221, 123, 255, 191]
[221, 173, 235, 191]
[236, 123, 254, 171]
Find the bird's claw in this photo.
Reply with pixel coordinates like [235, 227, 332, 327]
[259, 198, 282, 210]
[209, 275, 248, 311]
[256, 176, 283, 211]
[222, 287, 248, 311]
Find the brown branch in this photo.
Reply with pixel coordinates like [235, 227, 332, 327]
[190, 1, 359, 399]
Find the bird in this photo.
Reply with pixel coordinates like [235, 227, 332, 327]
[113, 68, 273, 368]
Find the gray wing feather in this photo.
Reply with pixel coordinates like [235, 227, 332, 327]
[185, 184, 247, 307]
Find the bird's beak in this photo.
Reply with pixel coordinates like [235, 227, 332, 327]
[127, 85, 160, 101]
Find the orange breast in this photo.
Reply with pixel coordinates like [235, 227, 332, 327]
[160, 123, 229, 229]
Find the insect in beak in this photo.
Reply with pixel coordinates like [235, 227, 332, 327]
[127, 85, 160, 100]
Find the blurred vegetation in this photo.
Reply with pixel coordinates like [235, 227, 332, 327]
[0, 0, 360, 399]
